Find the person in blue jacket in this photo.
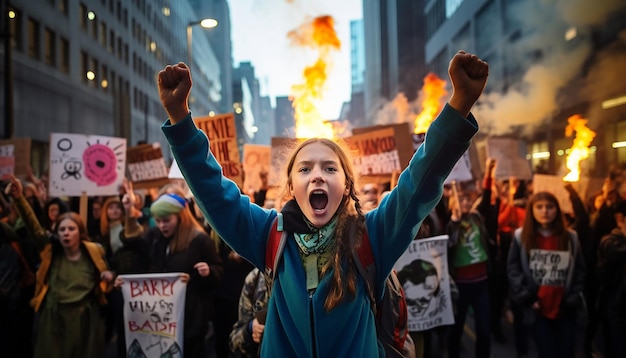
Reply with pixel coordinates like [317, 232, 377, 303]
[156, 50, 488, 357]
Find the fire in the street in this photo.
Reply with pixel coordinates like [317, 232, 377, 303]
[563, 114, 596, 182]
[289, 15, 340, 139]
[413, 73, 448, 134]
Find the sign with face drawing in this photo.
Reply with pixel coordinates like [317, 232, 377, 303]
[393, 235, 454, 332]
[49, 133, 127, 197]
[119, 273, 187, 358]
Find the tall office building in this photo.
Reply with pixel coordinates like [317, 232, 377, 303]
[0, 0, 228, 170]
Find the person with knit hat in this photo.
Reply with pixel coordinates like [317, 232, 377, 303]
[119, 189, 223, 357]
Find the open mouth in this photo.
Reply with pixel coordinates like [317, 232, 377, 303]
[309, 190, 328, 213]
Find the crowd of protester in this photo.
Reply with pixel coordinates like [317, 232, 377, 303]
[1, 156, 626, 358]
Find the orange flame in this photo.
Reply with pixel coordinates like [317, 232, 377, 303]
[563, 114, 596, 182]
[288, 16, 340, 139]
[413, 73, 448, 134]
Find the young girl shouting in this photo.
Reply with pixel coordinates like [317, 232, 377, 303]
[157, 50, 488, 357]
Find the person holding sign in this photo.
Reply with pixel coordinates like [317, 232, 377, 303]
[507, 191, 586, 358]
[446, 181, 492, 358]
[156, 50, 487, 357]
[6, 175, 114, 358]
[120, 189, 224, 357]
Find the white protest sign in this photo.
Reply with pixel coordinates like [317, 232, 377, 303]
[49, 133, 126, 197]
[532, 174, 574, 213]
[486, 138, 532, 180]
[119, 273, 187, 358]
[529, 249, 570, 286]
[394, 235, 454, 332]
[445, 151, 473, 184]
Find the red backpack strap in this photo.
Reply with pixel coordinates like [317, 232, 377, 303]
[353, 228, 378, 313]
[264, 213, 286, 280]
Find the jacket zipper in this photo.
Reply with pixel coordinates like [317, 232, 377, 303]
[309, 289, 317, 358]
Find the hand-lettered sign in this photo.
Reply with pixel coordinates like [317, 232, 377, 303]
[195, 113, 243, 188]
[393, 235, 454, 332]
[49, 133, 126, 197]
[126, 143, 170, 189]
[243, 144, 270, 193]
[486, 138, 533, 180]
[119, 273, 187, 358]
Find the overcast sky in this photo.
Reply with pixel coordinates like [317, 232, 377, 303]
[227, 0, 363, 120]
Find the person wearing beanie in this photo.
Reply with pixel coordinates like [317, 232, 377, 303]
[120, 189, 223, 357]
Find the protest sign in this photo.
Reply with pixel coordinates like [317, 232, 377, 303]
[393, 235, 454, 332]
[0, 144, 15, 180]
[126, 143, 170, 189]
[243, 144, 270, 193]
[119, 273, 187, 358]
[0, 138, 30, 178]
[49, 133, 126, 197]
[486, 138, 532, 180]
[445, 151, 473, 184]
[529, 249, 570, 286]
[195, 113, 242, 188]
[347, 123, 413, 184]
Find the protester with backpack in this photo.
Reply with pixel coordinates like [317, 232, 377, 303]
[156, 50, 487, 357]
[507, 191, 586, 358]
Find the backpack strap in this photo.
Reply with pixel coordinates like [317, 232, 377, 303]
[264, 213, 286, 282]
[353, 227, 378, 314]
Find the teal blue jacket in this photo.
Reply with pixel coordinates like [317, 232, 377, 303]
[162, 104, 478, 357]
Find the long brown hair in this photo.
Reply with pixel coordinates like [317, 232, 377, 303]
[520, 191, 570, 253]
[283, 138, 367, 311]
[100, 196, 125, 237]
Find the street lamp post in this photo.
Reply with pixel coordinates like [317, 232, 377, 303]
[186, 18, 218, 70]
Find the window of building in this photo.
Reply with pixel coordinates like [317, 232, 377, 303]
[109, 29, 115, 53]
[124, 44, 129, 64]
[452, 24, 471, 53]
[100, 22, 107, 47]
[59, 0, 68, 15]
[79, 3, 87, 30]
[503, 0, 524, 34]
[91, 17, 98, 40]
[27, 17, 40, 59]
[426, 0, 446, 40]
[101, 65, 109, 91]
[90, 58, 98, 87]
[60, 37, 69, 73]
[8, 7, 22, 52]
[475, 0, 498, 54]
[117, 36, 122, 59]
[116, 1, 121, 21]
[44, 27, 56, 67]
[80, 50, 88, 83]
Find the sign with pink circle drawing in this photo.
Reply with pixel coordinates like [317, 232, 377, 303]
[49, 133, 127, 197]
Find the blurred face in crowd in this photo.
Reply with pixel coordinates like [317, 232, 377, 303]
[92, 202, 102, 219]
[107, 202, 123, 221]
[48, 203, 60, 222]
[532, 199, 557, 228]
[155, 214, 179, 238]
[458, 194, 473, 214]
[57, 218, 81, 251]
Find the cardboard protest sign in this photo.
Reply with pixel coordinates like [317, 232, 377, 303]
[0, 144, 15, 180]
[347, 123, 413, 184]
[195, 113, 243, 188]
[532, 174, 604, 214]
[486, 138, 532, 180]
[445, 151, 473, 184]
[0, 138, 30, 178]
[119, 273, 187, 358]
[393, 235, 454, 332]
[49, 133, 126, 197]
[126, 143, 170, 189]
[243, 144, 270, 193]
